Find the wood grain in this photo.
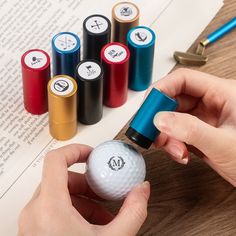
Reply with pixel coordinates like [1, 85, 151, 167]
[105, 0, 236, 235]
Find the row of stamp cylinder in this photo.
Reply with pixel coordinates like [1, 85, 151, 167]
[21, 2, 156, 140]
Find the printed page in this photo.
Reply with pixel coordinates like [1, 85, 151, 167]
[0, 0, 223, 235]
[0, 0, 172, 198]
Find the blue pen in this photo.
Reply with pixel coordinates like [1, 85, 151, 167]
[201, 17, 236, 47]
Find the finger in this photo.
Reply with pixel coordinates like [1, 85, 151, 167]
[68, 171, 102, 200]
[152, 68, 225, 98]
[31, 184, 41, 200]
[162, 139, 189, 165]
[101, 181, 150, 236]
[41, 144, 93, 197]
[154, 111, 224, 157]
[154, 134, 189, 164]
[154, 132, 189, 164]
[71, 196, 114, 225]
[153, 132, 168, 148]
[175, 94, 199, 112]
[166, 152, 190, 165]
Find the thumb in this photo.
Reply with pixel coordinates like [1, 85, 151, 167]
[154, 111, 223, 157]
[104, 181, 150, 236]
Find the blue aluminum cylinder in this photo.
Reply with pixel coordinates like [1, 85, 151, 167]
[127, 26, 156, 91]
[126, 88, 178, 149]
[52, 32, 81, 77]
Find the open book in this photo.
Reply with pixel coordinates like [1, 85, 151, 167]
[0, 0, 223, 235]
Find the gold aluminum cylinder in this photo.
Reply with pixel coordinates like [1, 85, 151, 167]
[112, 2, 140, 45]
[48, 75, 77, 140]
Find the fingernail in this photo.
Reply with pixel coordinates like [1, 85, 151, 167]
[182, 156, 189, 165]
[169, 145, 189, 165]
[141, 181, 150, 189]
[153, 112, 170, 132]
[170, 145, 185, 159]
[139, 181, 150, 199]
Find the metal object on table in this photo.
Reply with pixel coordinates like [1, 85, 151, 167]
[127, 26, 156, 91]
[21, 49, 50, 114]
[48, 75, 77, 140]
[174, 51, 208, 66]
[174, 17, 236, 66]
[112, 2, 140, 45]
[83, 14, 111, 61]
[52, 32, 81, 77]
[125, 88, 178, 149]
[101, 42, 130, 108]
[76, 60, 104, 125]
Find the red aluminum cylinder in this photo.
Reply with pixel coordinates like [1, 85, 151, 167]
[21, 49, 50, 114]
[101, 42, 130, 107]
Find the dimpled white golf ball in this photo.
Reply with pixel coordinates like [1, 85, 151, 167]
[86, 140, 146, 201]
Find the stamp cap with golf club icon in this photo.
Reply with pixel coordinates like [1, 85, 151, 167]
[83, 14, 111, 61]
[52, 32, 81, 77]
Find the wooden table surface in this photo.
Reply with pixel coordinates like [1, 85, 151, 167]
[107, 0, 236, 235]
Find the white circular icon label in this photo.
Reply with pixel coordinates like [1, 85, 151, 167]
[114, 3, 138, 21]
[85, 16, 108, 34]
[24, 51, 47, 69]
[54, 33, 78, 51]
[51, 77, 74, 96]
[130, 28, 153, 46]
[104, 45, 127, 63]
[78, 61, 101, 80]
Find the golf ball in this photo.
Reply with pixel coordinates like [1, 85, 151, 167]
[86, 140, 146, 201]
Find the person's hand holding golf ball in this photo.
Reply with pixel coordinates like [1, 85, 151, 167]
[18, 143, 150, 236]
[18, 68, 236, 235]
[152, 68, 236, 187]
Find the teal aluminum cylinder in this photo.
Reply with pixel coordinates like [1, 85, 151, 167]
[126, 88, 178, 149]
[127, 26, 156, 91]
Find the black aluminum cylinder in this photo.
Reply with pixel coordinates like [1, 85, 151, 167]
[83, 14, 111, 61]
[76, 60, 104, 125]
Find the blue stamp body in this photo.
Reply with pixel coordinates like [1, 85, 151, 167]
[126, 88, 178, 149]
[52, 32, 81, 77]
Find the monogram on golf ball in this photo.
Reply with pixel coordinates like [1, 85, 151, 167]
[108, 156, 125, 171]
